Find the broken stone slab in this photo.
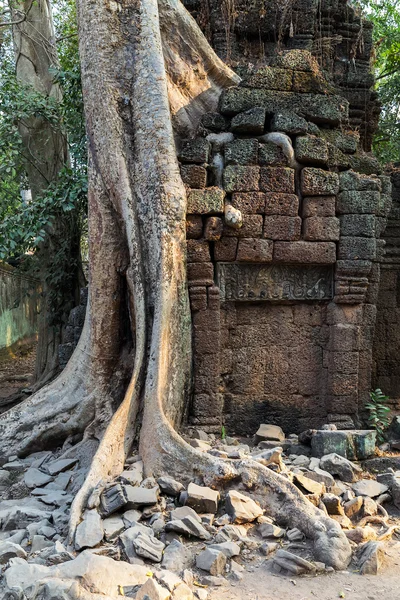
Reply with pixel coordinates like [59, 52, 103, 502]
[258, 523, 285, 538]
[103, 515, 125, 541]
[286, 528, 304, 542]
[319, 453, 362, 483]
[170, 505, 201, 523]
[346, 526, 377, 544]
[100, 483, 128, 517]
[44, 472, 72, 491]
[123, 509, 143, 526]
[196, 548, 226, 576]
[362, 497, 378, 517]
[181, 516, 211, 540]
[294, 472, 325, 495]
[272, 549, 316, 575]
[133, 531, 165, 562]
[321, 493, 344, 515]
[358, 541, 385, 575]
[311, 430, 376, 460]
[30, 534, 53, 554]
[305, 467, 335, 488]
[209, 541, 241, 558]
[157, 476, 184, 497]
[120, 461, 144, 487]
[75, 509, 104, 551]
[156, 570, 183, 592]
[352, 479, 388, 498]
[162, 539, 194, 571]
[5, 549, 149, 597]
[292, 455, 310, 468]
[254, 424, 285, 445]
[2, 507, 52, 531]
[186, 483, 219, 514]
[215, 524, 247, 543]
[0, 541, 27, 563]
[124, 485, 159, 509]
[45, 458, 78, 476]
[24, 468, 53, 489]
[344, 496, 363, 519]
[136, 577, 170, 600]
[225, 490, 263, 524]
[120, 524, 155, 562]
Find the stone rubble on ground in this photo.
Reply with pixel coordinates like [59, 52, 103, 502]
[1, 423, 400, 598]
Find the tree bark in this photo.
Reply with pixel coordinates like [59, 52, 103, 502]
[1, 0, 352, 570]
[12, 0, 81, 387]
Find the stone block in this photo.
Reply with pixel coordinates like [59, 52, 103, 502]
[326, 351, 359, 374]
[328, 372, 358, 396]
[179, 138, 210, 163]
[260, 167, 295, 193]
[214, 238, 238, 261]
[339, 170, 381, 192]
[201, 112, 229, 132]
[196, 548, 226, 575]
[329, 324, 359, 351]
[225, 138, 258, 165]
[301, 168, 339, 196]
[303, 217, 340, 241]
[274, 241, 336, 264]
[237, 239, 273, 262]
[338, 237, 376, 261]
[187, 262, 214, 286]
[187, 188, 225, 214]
[264, 193, 299, 216]
[259, 142, 289, 166]
[186, 240, 210, 262]
[339, 214, 376, 237]
[263, 216, 301, 240]
[319, 130, 358, 154]
[226, 490, 263, 523]
[292, 70, 335, 94]
[189, 286, 207, 311]
[224, 215, 263, 237]
[204, 216, 223, 241]
[230, 107, 266, 134]
[255, 424, 285, 444]
[241, 66, 293, 90]
[349, 153, 382, 176]
[224, 166, 260, 192]
[336, 191, 380, 214]
[270, 111, 308, 135]
[302, 196, 336, 217]
[187, 482, 219, 513]
[326, 143, 350, 170]
[180, 164, 207, 188]
[231, 192, 265, 214]
[295, 136, 329, 165]
[186, 215, 203, 239]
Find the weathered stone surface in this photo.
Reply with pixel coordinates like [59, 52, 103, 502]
[231, 191, 265, 214]
[303, 196, 336, 218]
[100, 483, 128, 516]
[301, 168, 339, 196]
[263, 215, 301, 241]
[3, 507, 52, 531]
[186, 240, 211, 263]
[259, 141, 288, 166]
[241, 67, 292, 91]
[162, 540, 193, 571]
[170, 506, 202, 523]
[0, 541, 27, 564]
[352, 480, 388, 498]
[186, 483, 219, 514]
[264, 193, 299, 216]
[272, 549, 316, 575]
[46, 458, 78, 476]
[133, 531, 165, 562]
[255, 424, 285, 444]
[340, 214, 376, 237]
[294, 472, 325, 495]
[274, 241, 336, 264]
[336, 191, 380, 214]
[181, 164, 207, 189]
[226, 490, 263, 523]
[236, 239, 273, 262]
[295, 136, 329, 165]
[338, 237, 376, 261]
[201, 112, 229, 132]
[303, 217, 340, 241]
[196, 548, 226, 575]
[270, 111, 308, 135]
[319, 453, 362, 483]
[346, 526, 377, 544]
[225, 139, 258, 165]
[305, 467, 335, 488]
[157, 476, 184, 497]
[311, 430, 376, 460]
[231, 107, 266, 134]
[125, 486, 159, 509]
[358, 541, 385, 575]
[187, 188, 225, 214]
[75, 510, 104, 551]
[224, 166, 260, 192]
[321, 493, 344, 515]
[103, 515, 125, 541]
[209, 541, 241, 558]
[204, 216, 223, 241]
[136, 578, 170, 600]
[24, 469, 53, 489]
[186, 215, 203, 239]
[260, 167, 295, 193]
[179, 139, 210, 163]
[258, 523, 285, 538]
[187, 262, 214, 286]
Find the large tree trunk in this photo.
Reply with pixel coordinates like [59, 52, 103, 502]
[0, 0, 351, 570]
[12, 0, 81, 387]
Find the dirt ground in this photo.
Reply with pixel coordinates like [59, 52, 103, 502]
[0, 342, 36, 407]
[209, 541, 400, 600]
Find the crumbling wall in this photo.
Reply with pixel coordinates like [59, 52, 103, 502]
[181, 50, 390, 434]
[0, 262, 40, 351]
[372, 169, 400, 409]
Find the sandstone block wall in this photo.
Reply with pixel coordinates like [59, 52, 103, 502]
[180, 50, 391, 434]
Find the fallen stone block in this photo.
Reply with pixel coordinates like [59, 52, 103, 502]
[75, 510, 104, 550]
[157, 476, 184, 497]
[352, 480, 388, 498]
[272, 549, 316, 575]
[196, 548, 226, 576]
[133, 531, 165, 562]
[100, 483, 128, 517]
[319, 453, 362, 483]
[103, 515, 125, 541]
[311, 430, 376, 460]
[0, 540, 27, 564]
[254, 424, 285, 444]
[258, 523, 285, 538]
[358, 541, 385, 575]
[209, 541, 241, 558]
[225, 490, 263, 524]
[136, 577, 171, 600]
[186, 483, 219, 514]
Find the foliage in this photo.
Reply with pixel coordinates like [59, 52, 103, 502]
[221, 425, 226, 440]
[365, 388, 391, 443]
[356, 0, 400, 163]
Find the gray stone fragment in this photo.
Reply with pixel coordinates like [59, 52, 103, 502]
[319, 453, 362, 483]
[196, 548, 227, 575]
[258, 523, 285, 538]
[209, 541, 240, 558]
[171, 506, 201, 523]
[24, 469, 53, 489]
[162, 539, 193, 571]
[305, 467, 335, 488]
[186, 483, 219, 514]
[286, 528, 304, 542]
[30, 534, 53, 553]
[100, 483, 128, 516]
[352, 480, 388, 498]
[125, 485, 159, 509]
[157, 476, 184, 497]
[103, 515, 125, 541]
[0, 541, 27, 563]
[133, 531, 165, 562]
[120, 461, 144, 487]
[358, 541, 385, 575]
[136, 578, 170, 600]
[225, 490, 263, 524]
[181, 516, 211, 540]
[123, 509, 142, 526]
[3, 507, 51, 531]
[272, 549, 316, 575]
[230, 107, 266, 135]
[46, 458, 78, 476]
[254, 424, 285, 444]
[75, 510, 104, 550]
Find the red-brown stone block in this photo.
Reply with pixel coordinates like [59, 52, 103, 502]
[264, 193, 299, 216]
[303, 217, 340, 241]
[231, 192, 265, 214]
[187, 262, 214, 286]
[180, 164, 207, 188]
[274, 241, 336, 263]
[186, 215, 203, 239]
[260, 167, 295, 193]
[236, 239, 273, 262]
[204, 217, 223, 241]
[189, 286, 207, 311]
[214, 238, 238, 261]
[303, 196, 336, 217]
[301, 168, 339, 196]
[263, 216, 301, 240]
[186, 239, 211, 262]
[224, 215, 263, 237]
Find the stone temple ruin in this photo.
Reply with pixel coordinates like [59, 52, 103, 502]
[180, 50, 392, 436]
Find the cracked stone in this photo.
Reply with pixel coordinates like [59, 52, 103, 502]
[226, 490, 263, 524]
[196, 548, 226, 576]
